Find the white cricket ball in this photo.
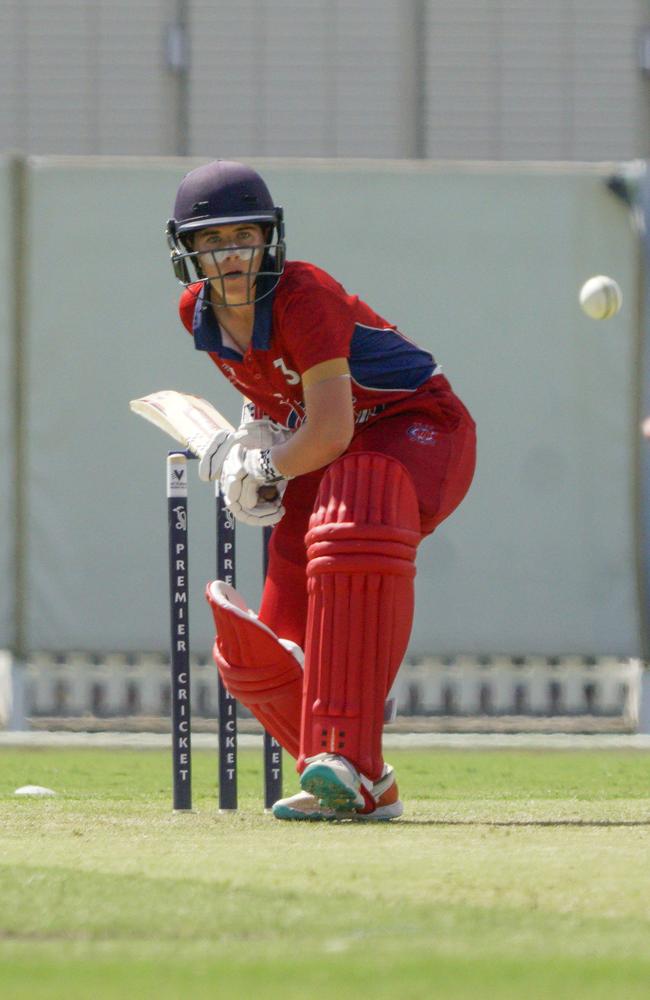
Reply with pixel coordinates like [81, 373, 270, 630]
[579, 275, 622, 320]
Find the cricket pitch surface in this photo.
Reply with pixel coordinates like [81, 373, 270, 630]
[1, 740, 649, 999]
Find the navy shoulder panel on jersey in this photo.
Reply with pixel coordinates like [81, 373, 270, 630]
[348, 324, 436, 391]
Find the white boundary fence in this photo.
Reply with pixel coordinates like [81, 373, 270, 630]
[0, 651, 643, 733]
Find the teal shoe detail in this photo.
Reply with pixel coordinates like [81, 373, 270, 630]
[300, 761, 361, 811]
[272, 801, 337, 821]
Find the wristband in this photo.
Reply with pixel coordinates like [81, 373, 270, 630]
[258, 448, 285, 483]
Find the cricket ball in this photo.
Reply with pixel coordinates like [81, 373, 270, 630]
[579, 275, 622, 320]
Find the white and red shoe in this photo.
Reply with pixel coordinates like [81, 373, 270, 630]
[272, 756, 403, 821]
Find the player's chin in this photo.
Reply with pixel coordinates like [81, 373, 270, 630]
[211, 275, 256, 305]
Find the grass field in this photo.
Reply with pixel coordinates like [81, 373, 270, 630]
[1, 745, 649, 999]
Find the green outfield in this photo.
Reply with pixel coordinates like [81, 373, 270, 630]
[1, 746, 649, 999]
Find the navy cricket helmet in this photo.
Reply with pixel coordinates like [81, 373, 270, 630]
[166, 160, 285, 305]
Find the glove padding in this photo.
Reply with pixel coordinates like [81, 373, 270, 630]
[197, 417, 290, 483]
[197, 428, 235, 482]
[223, 457, 288, 526]
[233, 419, 292, 452]
[221, 421, 292, 527]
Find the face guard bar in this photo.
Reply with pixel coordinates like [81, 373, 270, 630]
[165, 211, 286, 307]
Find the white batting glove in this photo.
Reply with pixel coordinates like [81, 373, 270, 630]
[196, 416, 291, 482]
[239, 399, 257, 425]
[222, 442, 286, 507]
[215, 417, 293, 525]
[235, 418, 293, 451]
[196, 428, 236, 482]
[227, 486, 287, 527]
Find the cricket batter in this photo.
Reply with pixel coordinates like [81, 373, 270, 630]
[167, 160, 476, 820]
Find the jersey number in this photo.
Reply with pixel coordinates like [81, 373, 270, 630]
[273, 357, 300, 385]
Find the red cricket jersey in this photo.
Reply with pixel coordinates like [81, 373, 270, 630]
[179, 260, 445, 431]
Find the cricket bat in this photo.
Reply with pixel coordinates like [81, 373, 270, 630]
[129, 390, 278, 499]
[130, 390, 236, 454]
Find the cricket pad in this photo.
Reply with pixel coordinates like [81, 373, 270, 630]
[300, 452, 420, 781]
[206, 581, 303, 759]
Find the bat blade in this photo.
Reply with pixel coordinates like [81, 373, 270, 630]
[129, 390, 234, 454]
[130, 390, 280, 503]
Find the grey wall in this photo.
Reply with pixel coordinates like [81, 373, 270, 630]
[425, 0, 647, 160]
[0, 1, 647, 160]
[188, 0, 419, 158]
[0, 156, 642, 658]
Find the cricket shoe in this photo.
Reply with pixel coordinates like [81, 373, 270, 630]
[272, 765, 402, 821]
[283, 755, 403, 820]
[271, 791, 342, 821]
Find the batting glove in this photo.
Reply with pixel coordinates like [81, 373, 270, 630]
[197, 417, 291, 483]
[196, 428, 237, 482]
[221, 442, 289, 519]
